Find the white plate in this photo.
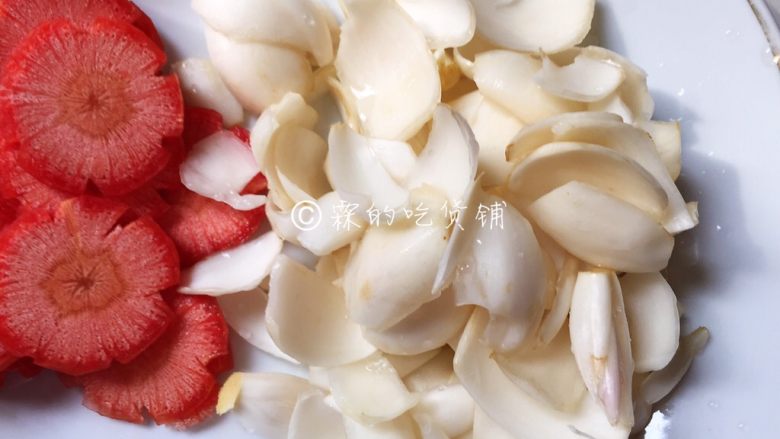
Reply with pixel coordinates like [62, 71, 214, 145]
[2, 1, 780, 438]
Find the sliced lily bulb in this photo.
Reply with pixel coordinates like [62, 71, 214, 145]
[640, 327, 709, 405]
[569, 271, 634, 427]
[180, 130, 266, 211]
[344, 216, 449, 330]
[507, 141, 669, 221]
[251, 94, 329, 211]
[453, 32, 499, 79]
[473, 50, 584, 124]
[250, 93, 318, 170]
[267, 255, 376, 367]
[435, 49, 462, 92]
[450, 91, 524, 187]
[506, 111, 623, 163]
[217, 372, 312, 438]
[454, 311, 631, 439]
[591, 94, 633, 124]
[266, 201, 302, 244]
[297, 192, 367, 256]
[534, 55, 625, 102]
[640, 120, 682, 180]
[193, 0, 334, 66]
[363, 288, 472, 355]
[529, 181, 674, 273]
[404, 348, 455, 393]
[473, 408, 516, 439]
[538, 255, 578, 344]
[179, 232, 283, 295]
[386, 349, 442, 378]
[343, 414, 419, 439]
[621, 272, 680, 373]
[326, 124, 411, 210]
[413, 383, 475, 437]
[414, 414, 450, 439]
[470, 0, 594, 53]
[216, 289, 297, 363]
[577, 46, 655, 123]
[496, 326, 586, 412]
[288, 389, 347, 439]
[272, 125, 331, 205]
[173, 58, 243, 126]
[509, 113, 694, 233]
[328, 354, 418, 424]
[205, 26, 313, 113]
[395, 0, 475, 49]
[633, 327, 709, 432]
[336, 0, 440, 140]
[441, 189, 548, 351]
[406, 105, 479, 205]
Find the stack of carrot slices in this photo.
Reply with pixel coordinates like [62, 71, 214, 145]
[0, 0, 266, 428]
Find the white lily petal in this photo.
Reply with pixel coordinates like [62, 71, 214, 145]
[446, 189, 548, 351]
[470, 0, 595, 53]
[363, 288, 472, 355]
[205, 26, 313, 113]
[403, 348, 455, 393]
[273, 125, 331, 205]
[432, 180, 480, 295]
[473, 50, 584, 124]
[406, 105, 479, 205]
[639, 120, 682, 180]
[512, 114, 694, 233]
[297, 192, 367, 256]
[473, 408, 515, 439]
[267, 255, 376, 367]
[250, 93, 319, 170]
[414, 383, 475, 437]
[336, 0, 440, 140]
[386, 349, 442, 378]
[328, 354, 418, 424]
[218, 372, 313, 439]
[633, 328, 709, 432]
[508, 141, 669, 220]
[590, 93, 633, 123]
[343, 415, 418, 439]
[454, 311, 631, 439]
[506, 111, 622, 163]
[193, 0, 333, 66]
[180, 131, 266, 211]
[496, 325, 586, 412]
[173, 58, 244, 126]
[578, 46, 655, 123]
[435, 49, 462, 91]
[366, 137, 418, 185]
[455, 432, 473, 439]
[641, 327, 709, 405]
[266, 201, 302, 243]
[450, 91, 524, 187]
[217, 289, 298, 364]
[395, 0, 475, 49]
[528, 181, 674, 273]
[327, 124, 411, 209]
[453, 32, 499, 80]
[344, 216, 449, 330]
[569, 271, 634, 426]
[413, 414, 450, 439]
[289, 389, 347, 439]
[621, 272, 680, 373]
[538, 255, 579, 344]
[180, 232, 283, 295]
[535, 55, 625, 102]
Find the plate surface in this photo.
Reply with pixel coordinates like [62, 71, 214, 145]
[2, 1, 779, 438]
